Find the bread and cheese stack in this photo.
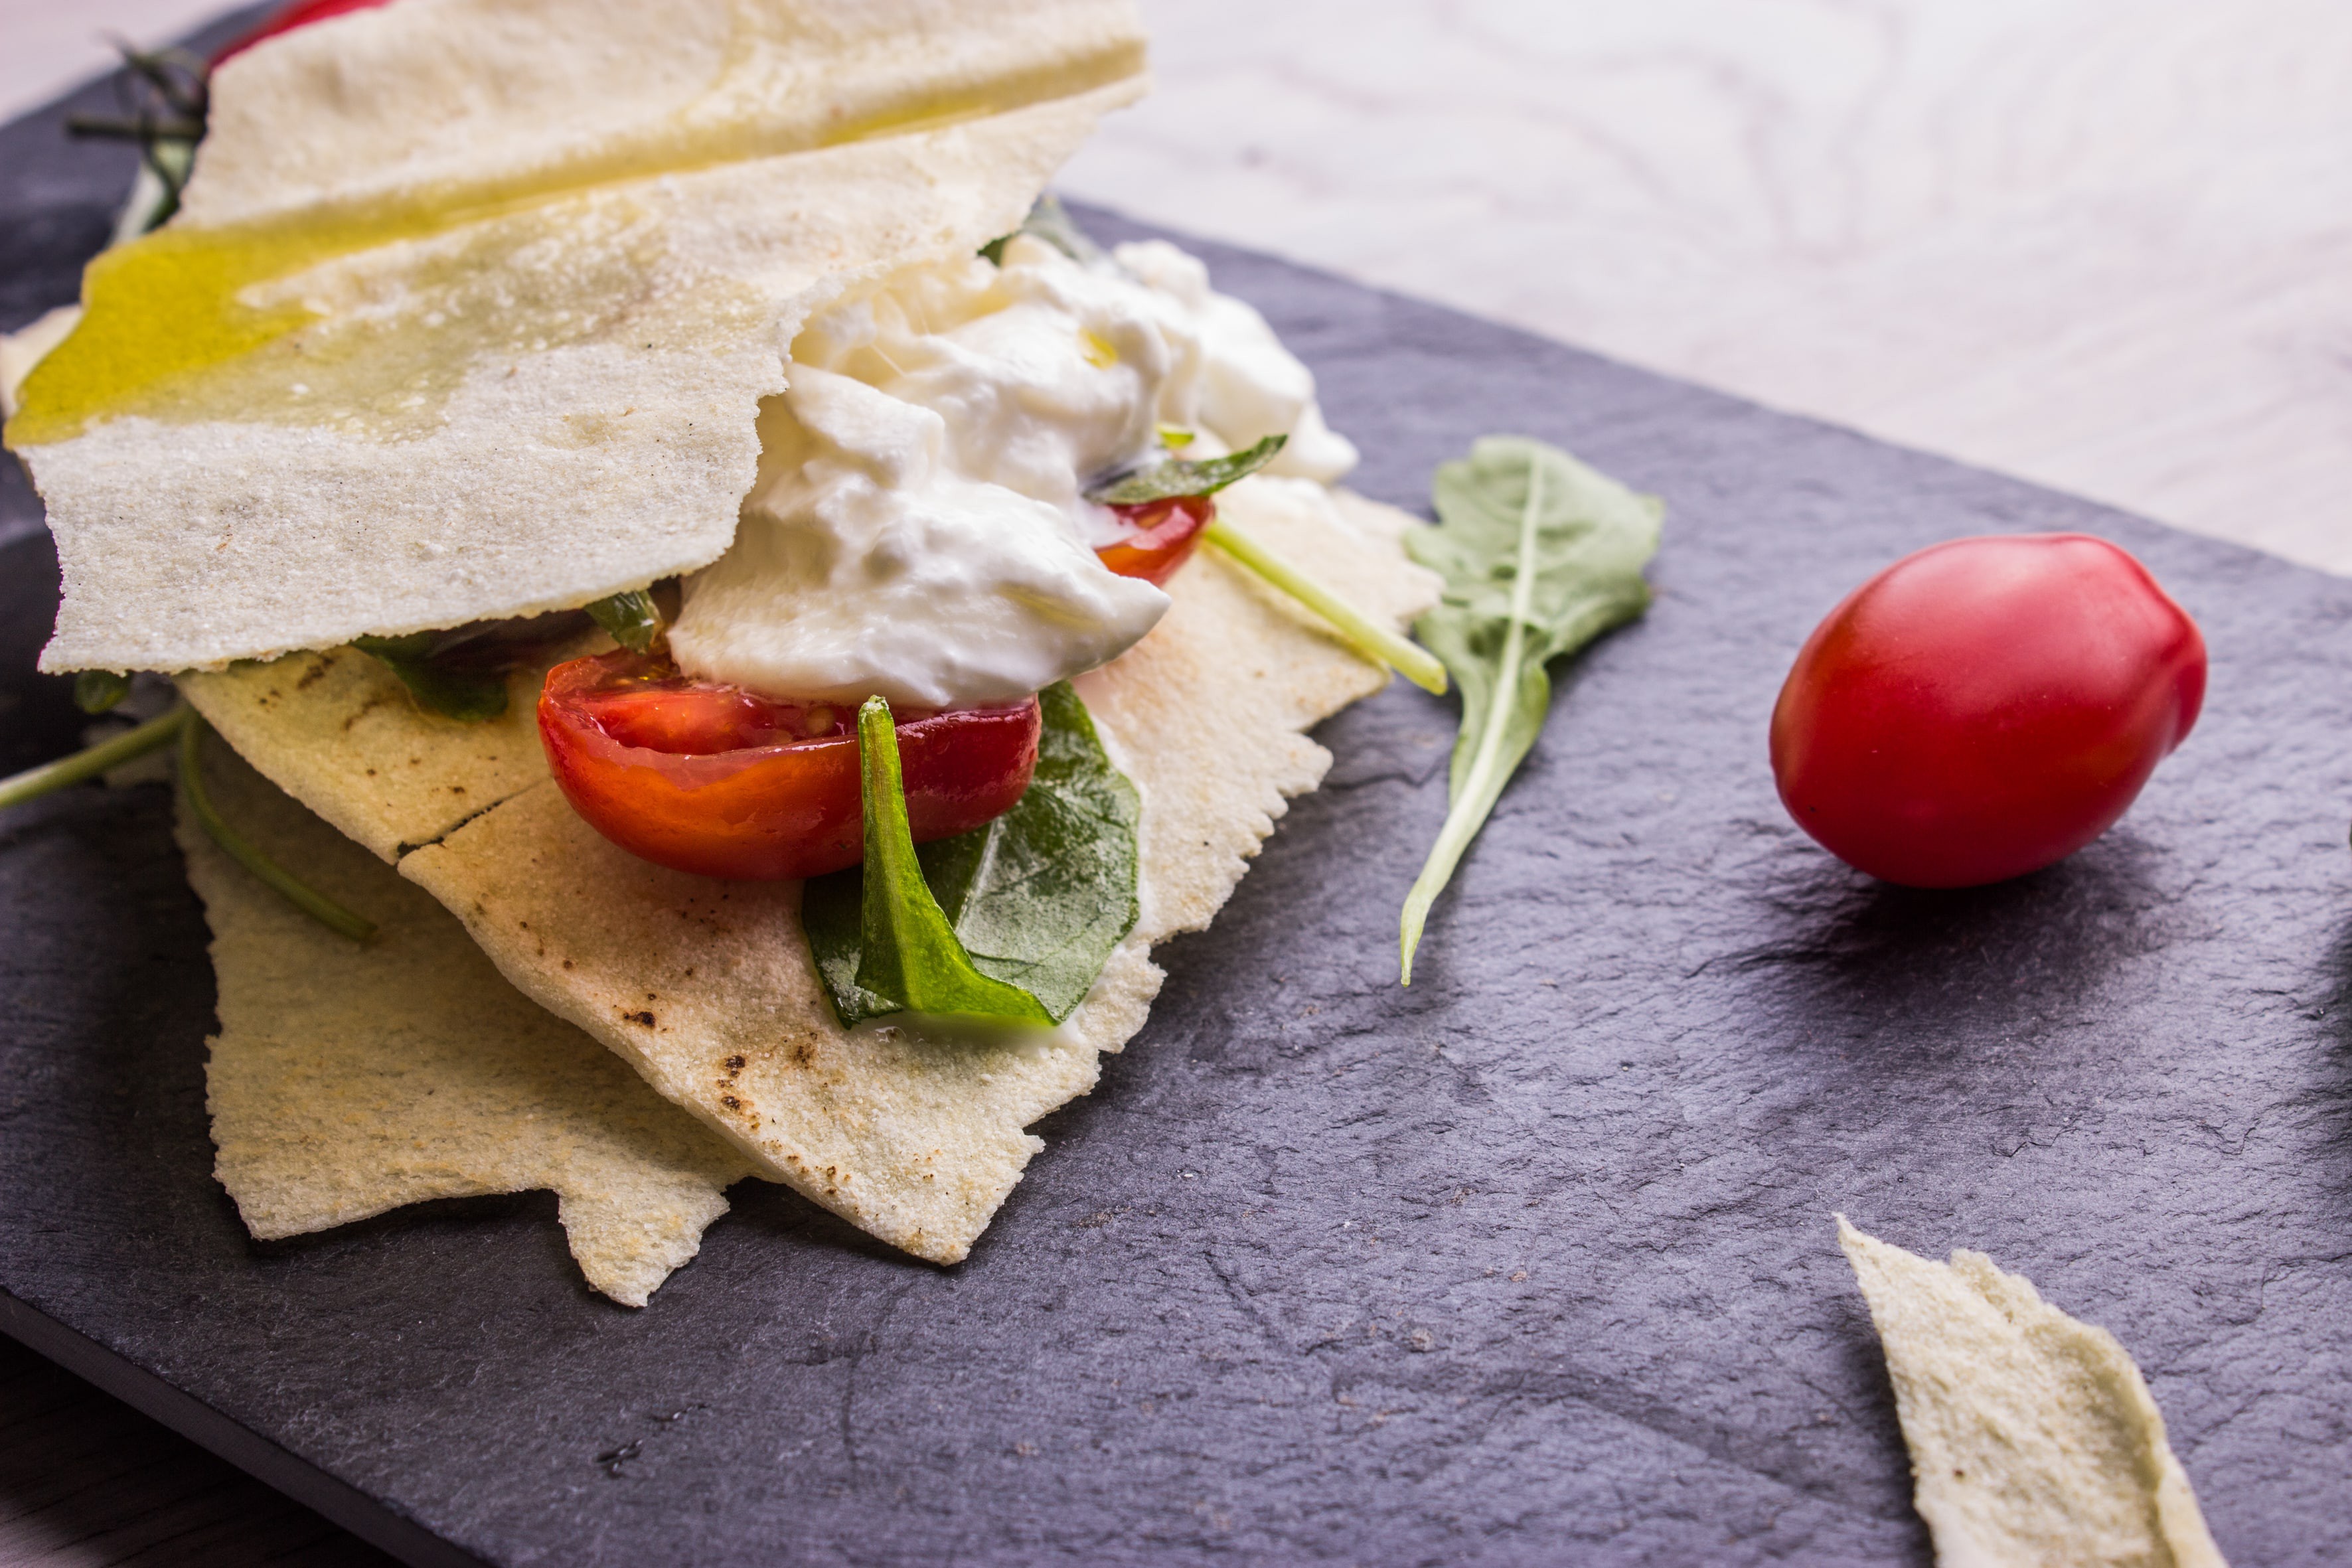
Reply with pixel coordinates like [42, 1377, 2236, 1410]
[3, 0, 1439, 1302]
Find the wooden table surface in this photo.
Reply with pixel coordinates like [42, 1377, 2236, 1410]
[2, 0, 2343, 1562]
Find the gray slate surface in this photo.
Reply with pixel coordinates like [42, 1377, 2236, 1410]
[5, 48, 2350, 1568]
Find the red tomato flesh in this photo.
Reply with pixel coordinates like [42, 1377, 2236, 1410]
[1769, 533, 2206, 888]
[1096, 495, 1214, 586]
[539, 652, 1041, 881]
[214, 0, 398, 63]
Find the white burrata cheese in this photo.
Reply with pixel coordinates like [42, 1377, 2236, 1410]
[667, 230, 1359, 709]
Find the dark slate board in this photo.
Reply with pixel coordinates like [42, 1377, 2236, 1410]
[5, 44, 2351, 1568]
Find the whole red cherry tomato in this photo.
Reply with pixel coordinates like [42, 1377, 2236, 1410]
[214, 0, 398, 63]
[1096, 495, 1213, 586]
[1769, 533, 2206, 888]
[538, 652, 1040, 881]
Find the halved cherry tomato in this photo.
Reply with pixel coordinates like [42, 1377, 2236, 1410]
[1096, 495, 1214, 586]
[539, 652, 1040, 881]
[1770, 533, 2206, 888]
[214, 0, 398, 64]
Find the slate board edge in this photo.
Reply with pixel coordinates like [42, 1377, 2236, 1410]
[0, 1289, 487, 1568]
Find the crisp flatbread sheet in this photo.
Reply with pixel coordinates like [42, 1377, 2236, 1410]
[13, 0, 1145, 674]
[181, 635, 596, 864]
[181, 734, 755, 1306]
[203, 476, 1437, 1261]
[189, 0, 1148, 229]
[1838, 1216, 2228, 1568]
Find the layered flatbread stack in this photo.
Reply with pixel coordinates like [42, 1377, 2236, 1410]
[3, 0, 1439, 1302]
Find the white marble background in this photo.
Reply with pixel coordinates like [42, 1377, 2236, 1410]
[1061, 0, 2352, 573]
[0, 1, 2346, 1563]
[5, 0, 2348, 570]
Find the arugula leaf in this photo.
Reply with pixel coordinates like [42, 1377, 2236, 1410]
[1087, 436, 1449, 694]
[979, 193, 1104, 268]
[1086, 434, 1288, 507]
[67, 44, 208, 236]
[73, 669, 130, 714]
[351, 609, 597, 722]
[584, 588, 664, 654]
[1399, 436, 1662, 983]
[803, 682, 1140, 1028]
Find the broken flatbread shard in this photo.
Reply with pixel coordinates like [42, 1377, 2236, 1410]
[12, 0, 1146, 674]
[388, 478, 1438, 1261]
[187, 0, 1150, 230]
[1837, 1215, 2228, 1568]
[181, 635, 599, 863]
[181, 733, 755, 1307]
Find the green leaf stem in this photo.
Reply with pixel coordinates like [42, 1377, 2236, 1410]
[0, 704, 188, 811]
[1203, 516, 1450, 696]
[179, 715, 376, 942]
[0, 706, 374, 941]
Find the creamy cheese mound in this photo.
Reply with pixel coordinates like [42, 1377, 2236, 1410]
[666, 232, 1360, 709]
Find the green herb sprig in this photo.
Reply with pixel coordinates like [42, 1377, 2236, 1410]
[1086, 434, 1289, 507]
[353, 590, 663, 721]
[0, 705, 375, 941]
[351, 632, 514, 722]
[0, 704, 187, 812]
[583, 588, 665, 654]
[1399, 436, 1661, 982]
[66, 43, 210, 232]
[72, 669, 132, 714]
[979, 193, 1104, 268]
[178, 714, 376, 941]
[1086, 433, 1449, 694]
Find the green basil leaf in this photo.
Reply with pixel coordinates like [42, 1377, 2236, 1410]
[352, 633, 514, 722]
[979, 193, 1103, 268]
[804, 682, 1140, 1028]
[1085, 433, 1287, 507]
[584, 588, 663, 654]
[804, 698, 1058, 1028]
[1399, 436, 1662, 982]
[349, 609, 597, 722]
